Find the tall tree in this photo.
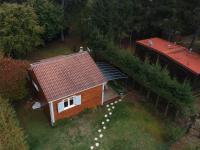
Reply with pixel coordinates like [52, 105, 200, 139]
[0, 3, 43, 58]
[176, 0, 200, 34]
[0, 0, 26, 3]
[88, 0, 200, 42]
[28, 0, 65, 41]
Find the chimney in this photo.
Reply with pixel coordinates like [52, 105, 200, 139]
[189, 48, 192, 53]
[79, 46, 83, 52]
[148, 40, 153, 47]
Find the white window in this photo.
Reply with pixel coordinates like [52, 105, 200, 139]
[64, 97, 74, 110]
[58, 95, 81, 113]
[32, 80, 39, 92]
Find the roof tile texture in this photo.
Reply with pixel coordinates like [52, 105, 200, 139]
[30, 52, 106, 102]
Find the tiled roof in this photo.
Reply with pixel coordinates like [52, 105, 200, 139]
[136, 37, 200, 75]
[30, 51, 106, 102]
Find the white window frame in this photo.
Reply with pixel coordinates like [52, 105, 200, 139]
[32, 80, 39, 92]
[63, 96, 75, 110]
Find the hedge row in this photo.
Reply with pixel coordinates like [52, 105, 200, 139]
[0, 96, 28, 150]
[97, 49, 196, 116]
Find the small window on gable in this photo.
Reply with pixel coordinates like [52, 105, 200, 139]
[32, 80, 39, 92]
[63, 97, 74, 110]
[69, 98, 73, 105]
[58, 95, 82, 113]
[64, 101, 68, 107]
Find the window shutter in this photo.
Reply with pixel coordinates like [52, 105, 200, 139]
[58, 101, 64, 113]
[74, 95, 81, 105]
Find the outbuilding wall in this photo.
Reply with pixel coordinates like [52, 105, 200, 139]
[52, 85, 103, 121]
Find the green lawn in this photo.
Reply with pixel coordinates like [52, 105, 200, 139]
[16, 99, 180, 150]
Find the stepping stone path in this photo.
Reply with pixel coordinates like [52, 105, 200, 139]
[90, 98, 123, 149]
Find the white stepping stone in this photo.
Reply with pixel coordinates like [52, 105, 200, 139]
[108, 108, 111, 111]
[99, 134, 103, 138]
[103, 126, 106, 130]
[102, 121, 105, 125]
[104, 114, 108, 118]
[112, 106, 115, 109]
[114, 101, 118, 104]
[106, 104, 110, 107]
[109, 112, 112, 115]
[90, 146, 94, 150]
[106, 118, 110, 122]
[95, 142, 99, 147]
[119, 99, 122, 102]
[94, 137, 98, 141]
[98, 129, 102, 133]
[110, 103, 114, 105]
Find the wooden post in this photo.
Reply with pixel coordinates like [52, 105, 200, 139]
[175, 110, 179, 119]
[146, 90, 150, 99]
[126, 78, 128, 90]
[156, 55, 160, 65]
[164, 102, 169, 116]
[184, 76, 188, 84]
[155, 95, 159, 108]
[189, 27, 200, 51]
[139, 85, 143, 93]
[61, 0, 65, 41]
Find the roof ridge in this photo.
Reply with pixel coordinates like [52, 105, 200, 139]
[30, 51, 89, 67]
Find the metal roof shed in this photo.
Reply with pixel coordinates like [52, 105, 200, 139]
[96, 62, 128, 81]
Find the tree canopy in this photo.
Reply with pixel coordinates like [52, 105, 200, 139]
[82, 0, 200, 42]
[28, 0, 65, 41]
[0, 3, 43, 58]
[0, 58, 30, 101]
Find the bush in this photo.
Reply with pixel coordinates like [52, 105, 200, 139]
[0, 58, 30, 101]
[0, 96, 28, 150]
[94, 41, 195, 117]
[164, 123, 186, 144]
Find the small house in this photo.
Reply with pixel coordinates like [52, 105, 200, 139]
[28, 51, 107, 125]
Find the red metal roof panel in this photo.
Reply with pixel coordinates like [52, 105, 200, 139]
[136, 37, 200, 75]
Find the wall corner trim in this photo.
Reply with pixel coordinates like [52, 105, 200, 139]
[101, 82, 106, 105]
[49, 102, 55, 126]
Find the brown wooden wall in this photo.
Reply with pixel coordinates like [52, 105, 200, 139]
[53, 85, 102, 121]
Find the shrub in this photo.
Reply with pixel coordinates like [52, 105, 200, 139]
[95, 42, 195, 117]
[0, 58, 30, 101]
[164, 123, 186, 144]
[0, 96, 28, 149]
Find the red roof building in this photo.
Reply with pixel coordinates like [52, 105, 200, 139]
[136, 37, 200, 90]
[28, 51, 107, 125]
[136, 37, 200, 75]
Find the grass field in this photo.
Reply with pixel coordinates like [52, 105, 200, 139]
[16, 98, 182, 150]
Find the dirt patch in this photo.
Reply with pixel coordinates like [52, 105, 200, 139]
[171, 118, 200, 150]
[124, 90, 145, 102]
